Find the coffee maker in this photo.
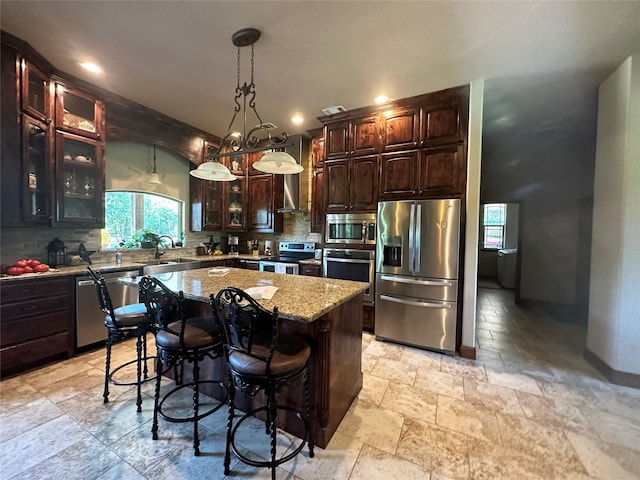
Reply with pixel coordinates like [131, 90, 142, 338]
[264, 240, 273, 257]
[228, 235, 239, 256]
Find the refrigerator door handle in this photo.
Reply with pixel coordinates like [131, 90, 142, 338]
[380, 294, 452, 309]
[415, 203, 422, 272]
[409, 203, 416, 274]
[379, 275, 453, 287]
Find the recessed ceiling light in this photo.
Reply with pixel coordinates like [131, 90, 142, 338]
[79, 62, 102, 74]
[375, 95, 389, 105]
[291, 115, 304, 125]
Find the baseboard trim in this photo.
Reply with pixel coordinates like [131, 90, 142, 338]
[459, 345, 476, 360]
[584, 348, 640, 389]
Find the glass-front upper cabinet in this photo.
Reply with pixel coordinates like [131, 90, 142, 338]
[56, 131, 104, 226]
[225, 176, 245, 231]
[21, 59, 51, 121]
[22, 115, 52, 223]
[55, 83, 104, 139]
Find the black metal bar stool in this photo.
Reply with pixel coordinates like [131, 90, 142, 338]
[212, 287, 314, 480]
[139, 275, 227, 456]
[87, 267, 154, 412]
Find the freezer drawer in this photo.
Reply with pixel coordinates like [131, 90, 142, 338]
[374, 292, 457, 354]
[376, 273, 457, 302]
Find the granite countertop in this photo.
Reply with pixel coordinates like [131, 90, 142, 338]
[120, 267, 368, 323]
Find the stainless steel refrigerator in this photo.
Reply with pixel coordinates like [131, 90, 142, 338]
[375, 199, 460, 354]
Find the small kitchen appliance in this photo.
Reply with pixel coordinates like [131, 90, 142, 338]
[228, 235, 239, 256]
[264, 240, 273, 256]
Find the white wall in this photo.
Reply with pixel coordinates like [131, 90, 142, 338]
[461, 79, 484, 351]
[105, 142, 190, 202]
[587, 55, 640, 375]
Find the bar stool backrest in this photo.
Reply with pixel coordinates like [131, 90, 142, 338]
[139, 276, 186, 345]
[87, 267, 116, 320]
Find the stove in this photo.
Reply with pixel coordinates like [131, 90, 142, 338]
[259, 242, 315, 274]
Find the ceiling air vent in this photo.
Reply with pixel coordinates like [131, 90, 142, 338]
[256, 122, 278, 130]
[321, 105, 347, 116]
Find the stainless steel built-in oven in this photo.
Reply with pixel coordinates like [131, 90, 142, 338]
[323, 248, 375, 305]
[325, 213, 376, 245]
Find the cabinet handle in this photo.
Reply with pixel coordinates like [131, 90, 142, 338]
[20, 289, 33, 294]
[22, 304, 37, 312]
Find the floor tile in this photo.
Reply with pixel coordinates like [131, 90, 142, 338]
[349, 444, 431, 480]
[379, 381, 438, 423]
[436, 394, 501, 444]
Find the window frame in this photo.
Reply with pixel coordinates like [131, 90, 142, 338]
[103, 190, 184, 249]
[481, 203, 506, 250]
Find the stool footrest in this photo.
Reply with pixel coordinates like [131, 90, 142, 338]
[109, 356, 157, 387]
[230, 405, 310, 468]
[158, 380, 227, 423]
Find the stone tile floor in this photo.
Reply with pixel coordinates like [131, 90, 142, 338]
[1, 287, 639, 479]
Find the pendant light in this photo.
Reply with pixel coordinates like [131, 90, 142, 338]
[148, 145, 162, 184]
[190, 28, 302, 180]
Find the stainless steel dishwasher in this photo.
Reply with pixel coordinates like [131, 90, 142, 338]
[76, 269, 141, 349]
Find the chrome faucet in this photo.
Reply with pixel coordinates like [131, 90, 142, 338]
[154, 235, 175, 259]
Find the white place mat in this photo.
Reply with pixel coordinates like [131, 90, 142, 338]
[244, 285, 278, 300]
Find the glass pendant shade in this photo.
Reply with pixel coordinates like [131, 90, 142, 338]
[148, 172, 162, 184]
[253, 151, 303, 174]
[189, 161, 237, 181]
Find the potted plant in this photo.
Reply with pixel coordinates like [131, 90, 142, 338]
[132, 229, 160, 249]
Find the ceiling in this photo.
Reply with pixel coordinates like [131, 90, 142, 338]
[2, 1, 640, 153]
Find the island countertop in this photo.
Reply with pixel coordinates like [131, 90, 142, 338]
[122, 267, 368, 323]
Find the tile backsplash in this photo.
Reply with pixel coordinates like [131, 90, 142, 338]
[0, 212, 321, 265]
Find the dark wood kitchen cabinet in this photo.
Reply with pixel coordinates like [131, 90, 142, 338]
[324, 115, 379, 159]
[325, 154, 378, 212]
[247, 173, 283, 233]
[300, 263, 322, 277]
[420, 96, 465, 147]
[21, 58, 52, 122]
[54, 82, 104, 140]
[55, 130, 104, 226]
[379, 144, 465, 199]
[310, 130, 325, 233]
[21, 115, 54, 224]
[381, 105, 420, 152]
[224, 176, 246, 231]
[0, 276, 75, 377]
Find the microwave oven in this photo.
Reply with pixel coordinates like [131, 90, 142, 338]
[325, 213, 376, 245]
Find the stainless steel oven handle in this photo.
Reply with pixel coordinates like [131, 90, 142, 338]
[325, 258, 372, 264]
[380, 294, 451, 309]
[379, 275, 453, 287]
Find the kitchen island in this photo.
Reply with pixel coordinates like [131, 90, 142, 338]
[122, 268, 368, 449]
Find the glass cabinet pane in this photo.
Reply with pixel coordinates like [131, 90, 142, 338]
[22, 115, 51, 220]
[227, 177, 244, 229]
[59, 133, 101, 221]
[56, 84, 102, 137]
[21, 60, 50, 119]
[203, 180, 223, 230]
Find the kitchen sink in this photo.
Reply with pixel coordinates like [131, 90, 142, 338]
[142, 259, 202, 275]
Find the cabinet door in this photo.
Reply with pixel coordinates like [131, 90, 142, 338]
[224, 176, 246, 231]
[324, 122, 350, 159]
[20, 59, 51, 122]
[379, 151, 418, 200]
[56, 131, 104, 226]
[324, 158, 350, 212]
[351, 115, 379, 155]
[420, 98, 463, 147]
[381, 106, 419, 152]
[349, 155, 378, 211]
[22, 115, 53, 223]
[247, 174, 283, 233]
[417, 144, 466, 197]
[310, 166, 324, 233]
[310, 133, 325, 168]
[202, 179, 224, 230]
[55, 83, 104, 139]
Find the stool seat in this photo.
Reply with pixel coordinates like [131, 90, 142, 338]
[155, 317, 220, 350]
[105, 303, 149, 328]
[229, 333, 310, 377]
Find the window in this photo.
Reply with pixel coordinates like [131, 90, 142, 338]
[482, 203, 506, 249]
[103, 191, 183, 248]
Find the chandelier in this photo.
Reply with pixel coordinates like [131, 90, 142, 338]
[190, 28, 302, 181]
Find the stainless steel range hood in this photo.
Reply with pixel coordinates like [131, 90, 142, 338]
[277, 134, 309, 213]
